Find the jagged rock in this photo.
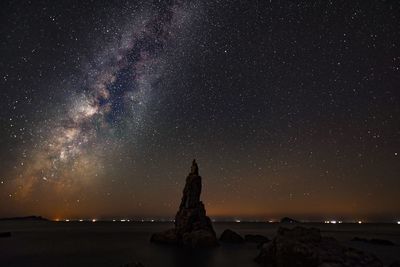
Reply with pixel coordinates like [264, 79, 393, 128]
[0, 232, 11, 238]
[245, 234, 269, 244]
[280, 217, 299, 224]
[352, 237, 395, 246]
[150, 160, 218, 248]
[255, 226, 383, 267]
[220, 229, 244, 243]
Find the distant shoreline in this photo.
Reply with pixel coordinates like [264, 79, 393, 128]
[1, 217, 397, 224]
[0, 216, 48, 221]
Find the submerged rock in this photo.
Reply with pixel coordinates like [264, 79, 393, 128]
[220, 229, 244, 243]
[245, 234, 269, 244]
[255, 226, 383, 267]
[150, 160, 218, 248]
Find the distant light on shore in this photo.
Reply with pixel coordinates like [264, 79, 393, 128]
[65, 219, 69, 222]
[358, 221, 362, 224]
[92, 219, 96, 223]
[397, 221, 400, 225]
[235, 219, 241, 223]
[324, 220, 342, 224]
[79, 219, 83, 222]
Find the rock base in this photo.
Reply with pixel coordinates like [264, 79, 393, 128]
[255, 226, 383, 267]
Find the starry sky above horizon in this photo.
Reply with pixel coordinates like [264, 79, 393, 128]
[0, 0, 399, 222]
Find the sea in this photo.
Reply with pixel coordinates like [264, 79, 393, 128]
[1, 221, 399, 267]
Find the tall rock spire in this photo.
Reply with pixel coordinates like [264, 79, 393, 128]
[180, 159, 201, 209]
[190, 159, 199, 175]
[151, 160, 218, 247]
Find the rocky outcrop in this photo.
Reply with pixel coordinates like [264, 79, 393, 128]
[150, 160, 218, 248]
[220, 229, 244, 243]
[255, 226, 383, 267]
[245, 234, 269, 244]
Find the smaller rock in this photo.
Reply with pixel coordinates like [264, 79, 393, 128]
[255, 226, 383, 267]
[280, 217, 299, 223]
[244, 234, 269, 244]
[0, 232, 11, 238]
[220, 229, 244, 243]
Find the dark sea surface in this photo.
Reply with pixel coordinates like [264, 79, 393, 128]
[0, 221, 399, 267]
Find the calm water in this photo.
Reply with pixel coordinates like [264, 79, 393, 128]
[1, 221, 399, 267]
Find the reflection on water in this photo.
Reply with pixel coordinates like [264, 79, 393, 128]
[0, 221, 399, 267]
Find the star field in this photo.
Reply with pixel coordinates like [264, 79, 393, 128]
[0, 1, 399, 222]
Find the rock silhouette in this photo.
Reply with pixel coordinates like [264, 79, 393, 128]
[151, 160, 218, 248]
[255, 226, 383, 267]
[220, 229, 244, 243]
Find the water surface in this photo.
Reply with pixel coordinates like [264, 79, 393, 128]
[1, 221, 399, 266]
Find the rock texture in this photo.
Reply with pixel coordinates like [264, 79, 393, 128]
[220, 229, 245, 243]
[255, 226, 383, 267]
[150, 160, 218, 248]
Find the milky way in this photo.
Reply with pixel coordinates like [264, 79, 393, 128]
[0, 1, 399, 221]
[4, 1, 200, 198]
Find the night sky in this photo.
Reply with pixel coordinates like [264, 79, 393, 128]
[0, 0, 399, 222]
